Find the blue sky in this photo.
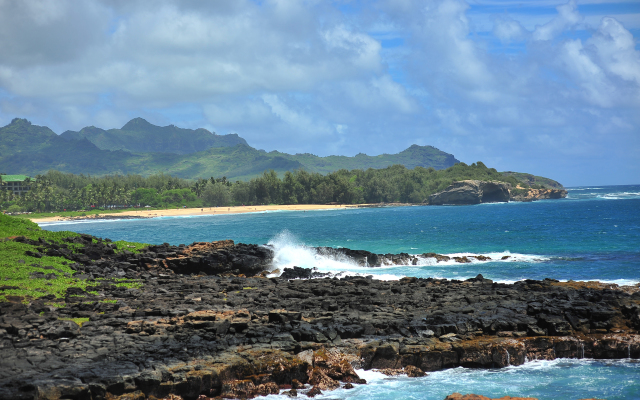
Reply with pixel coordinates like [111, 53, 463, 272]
[0, 0, 638, 186]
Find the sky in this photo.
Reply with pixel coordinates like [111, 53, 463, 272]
[0, 0, 638, 186]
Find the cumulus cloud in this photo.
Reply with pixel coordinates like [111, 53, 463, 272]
[493, 16, 528, 43]
[588, 17, 640, 86]
[532, 0, 583, 41]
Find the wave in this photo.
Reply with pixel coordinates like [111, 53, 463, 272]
[266, 231, 552, 281]
[566, 191, 640, 200]
[262, 359, 639, 400]
[37, 218, 137, 227]
[577, 278, 640, 287]
[419, 251, 550, 266]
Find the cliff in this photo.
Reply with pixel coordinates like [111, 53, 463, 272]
[427, 180, 567, 205]
[428, 180, 511, 205]
[510, 187, 568, 202]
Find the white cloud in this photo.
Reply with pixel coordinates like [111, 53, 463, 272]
[588, 17, 640, 86]
[0, 0, 638, 185]
[261, 94, 323, 136]
[532, 0, 583, 41]
[322, 25, 382, 71]
[558, 39, 614, 107]
[493, 17, 528, 43]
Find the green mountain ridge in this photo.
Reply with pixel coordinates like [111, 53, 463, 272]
[60, 117, 247, 154]
[0, 118, 460, 180]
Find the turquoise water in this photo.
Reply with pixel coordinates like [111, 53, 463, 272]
[40, 185, 640, 399]
[42, 185, 640, 285]
[278, 359, 640, 400]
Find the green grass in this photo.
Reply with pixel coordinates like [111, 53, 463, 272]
[13, 208, 133, 220]
[113, 240, 149, 254]
[0, 240, 91, 301]
[0, 212, 80, 241]
[58, 317, 90, 327]
[0, 214, 147, 303]
[13, 206, 192, 220]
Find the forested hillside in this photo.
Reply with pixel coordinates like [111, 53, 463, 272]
[60, 117, 247, 154]
[1, 162, 540, 213]
[0, 118, 459, 179]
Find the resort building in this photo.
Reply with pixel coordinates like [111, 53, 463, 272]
[0, 175, 34, 195]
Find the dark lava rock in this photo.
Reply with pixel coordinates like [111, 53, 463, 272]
[2, 235, 639, 400]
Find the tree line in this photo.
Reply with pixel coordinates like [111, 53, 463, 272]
[0, 162, 531, 213]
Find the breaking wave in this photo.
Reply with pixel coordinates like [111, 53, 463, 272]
[266, 231, 550, 281]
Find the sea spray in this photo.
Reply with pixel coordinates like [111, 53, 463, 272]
[266, 230, 405, 280]
[273, 359, 640, 400]
[267, 230, 358, 271]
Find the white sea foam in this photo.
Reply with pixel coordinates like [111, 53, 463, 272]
[412, 251, 550, 267]
[37, 218, 134, 227]
[353, 369, 389, 383]
[268, 230, 359, 272]
[267, 231, 551, 281]
[267, 231, 404, 280]
[558, 278, 640, 287]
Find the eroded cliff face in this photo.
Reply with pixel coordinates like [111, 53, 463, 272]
[427, 180, 511, 205]
[510, 188, 568, 202]
[427, 180, 567, 205]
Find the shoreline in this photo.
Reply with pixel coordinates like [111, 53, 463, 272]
[30, 203, 386, 223]
[2, 231, 639, 399]
[3, 234, 639, 400]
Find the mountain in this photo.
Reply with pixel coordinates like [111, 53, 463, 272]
[0, 118, 460, 180]
[60, 117, 247, 154]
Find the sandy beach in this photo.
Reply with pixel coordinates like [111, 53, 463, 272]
[30, 203, 370, 223]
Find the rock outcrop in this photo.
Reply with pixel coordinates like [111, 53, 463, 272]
[2, 261, 639, 399]
[510, 188, 568, 202]
[13, 236, 274, 279]
[427, 180, 568, 205]
[444, 393, 601, 400]
[445, 394, 538, 400]
[2, 235, 639, 399]
[428, 181, 511, 205]
[314, 247, 501, 267]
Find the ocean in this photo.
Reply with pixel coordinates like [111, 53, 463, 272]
[40, 185, 640, 399]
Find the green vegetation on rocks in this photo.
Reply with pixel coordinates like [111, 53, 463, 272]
[0, 214, 145, 303]
[501, 171, 564, 189]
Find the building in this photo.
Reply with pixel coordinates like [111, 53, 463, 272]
[0, 175, 34, 195]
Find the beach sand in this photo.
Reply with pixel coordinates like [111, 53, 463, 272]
[30, 204, 369, 223]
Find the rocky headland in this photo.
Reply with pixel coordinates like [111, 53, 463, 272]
[1, 237, 638, 400]
[427, 180, 567, 205]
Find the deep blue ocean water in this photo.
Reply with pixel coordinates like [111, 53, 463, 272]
[40, 185, 640, 399]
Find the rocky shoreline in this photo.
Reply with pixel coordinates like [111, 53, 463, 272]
[427, 180, 567, 205]
[1, 237, 639, 400]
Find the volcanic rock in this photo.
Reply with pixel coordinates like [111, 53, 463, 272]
[428, 180, 511, 205]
